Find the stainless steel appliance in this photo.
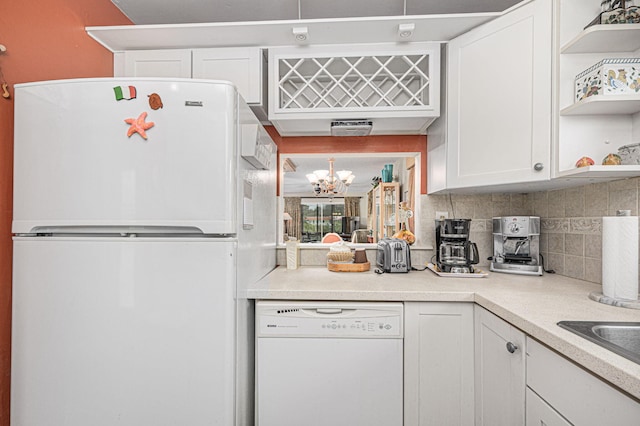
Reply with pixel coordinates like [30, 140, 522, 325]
[255, 301, 403, 426]
[491, 216, 543, 276]
[377, 238, 411, 273]
[435, 219, 479, 273]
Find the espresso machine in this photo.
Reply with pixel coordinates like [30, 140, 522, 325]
[490, 216, 543, 276]
[435, 218, 479, 273]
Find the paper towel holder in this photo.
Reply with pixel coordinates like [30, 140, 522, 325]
[589, 291, 640, 310]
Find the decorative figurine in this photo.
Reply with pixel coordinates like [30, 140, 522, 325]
[575, 156, 595, 168]
[602, 153, 622, 165]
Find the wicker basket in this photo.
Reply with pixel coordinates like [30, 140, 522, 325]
[327, 251, 354, 263]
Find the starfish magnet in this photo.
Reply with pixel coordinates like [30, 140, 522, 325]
[124, 111, 154, 140]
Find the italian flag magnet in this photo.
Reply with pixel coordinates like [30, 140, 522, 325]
[113, 86, 137, 101]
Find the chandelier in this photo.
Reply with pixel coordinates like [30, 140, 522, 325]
[305, 158, 355, 197]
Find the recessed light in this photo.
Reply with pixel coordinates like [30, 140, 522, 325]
[398, 23, 415, 39]
[293, 27, 308, 42]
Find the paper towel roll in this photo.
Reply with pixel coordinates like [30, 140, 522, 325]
[602, 216, 639, 300]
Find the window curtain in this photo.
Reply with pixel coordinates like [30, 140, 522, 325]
[284, 197, 302, 241]
[407, 165, 415, 233]
[344, 197, 361, 218]
[367, 191, 374, 231]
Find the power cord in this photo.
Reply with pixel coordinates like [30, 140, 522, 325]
[539, 253, 555, 274]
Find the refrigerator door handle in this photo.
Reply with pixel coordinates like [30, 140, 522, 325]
[26, 225, 213, 236]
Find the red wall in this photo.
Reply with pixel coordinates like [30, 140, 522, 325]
[0, 2, 131, 423]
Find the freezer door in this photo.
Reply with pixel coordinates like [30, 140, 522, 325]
[13, 79, 239, 234]
[12, 237, 238, 426]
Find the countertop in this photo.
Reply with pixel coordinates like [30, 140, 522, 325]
[247, 266, 640, 401]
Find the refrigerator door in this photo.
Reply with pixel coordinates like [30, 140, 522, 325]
[13, 78, 239, 235]
[12, 237, 237, 426]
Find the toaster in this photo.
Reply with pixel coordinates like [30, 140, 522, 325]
[376, 238, 411, 273]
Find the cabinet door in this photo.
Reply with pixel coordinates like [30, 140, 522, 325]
[447, 0, 552, 189]
[122, 49, 192, 78]
[404, 302, 474, 426]
[268, 43, 440, 136]
[475, 306, 525, 426]
[192, 47, 263, 105]
[525, 388, 572, 426]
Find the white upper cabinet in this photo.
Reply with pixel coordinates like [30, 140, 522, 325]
[429, 0, 640, 193]
[443, 0, 552, 190]
[192, 48, 264, 105]
[117, 47, 268, 120]
[268, 43, 441, 136]
[123, 49, 192, 78]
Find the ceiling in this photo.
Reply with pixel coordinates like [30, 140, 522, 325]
[282, 155, 413, 196]
[111, 0, 522, 25]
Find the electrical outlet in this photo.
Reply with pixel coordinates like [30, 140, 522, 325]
[435, 211, 449, 220]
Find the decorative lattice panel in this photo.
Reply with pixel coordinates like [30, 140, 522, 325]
[276, 54, 432, 111]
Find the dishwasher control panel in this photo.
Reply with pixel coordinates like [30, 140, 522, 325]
[256, 301, 403, 338]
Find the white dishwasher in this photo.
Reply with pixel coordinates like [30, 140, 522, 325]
[255, 300, 403, 426]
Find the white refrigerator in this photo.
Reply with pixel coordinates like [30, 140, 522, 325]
[11, 78, 277, 426]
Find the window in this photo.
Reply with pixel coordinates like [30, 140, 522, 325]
[301, 201, 345, 243]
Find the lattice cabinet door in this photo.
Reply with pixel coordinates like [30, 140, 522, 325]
[268, 43, 441, 136]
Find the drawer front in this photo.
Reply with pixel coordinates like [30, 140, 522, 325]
[526, 337, 640, 425]
[526, 388, 572, 426]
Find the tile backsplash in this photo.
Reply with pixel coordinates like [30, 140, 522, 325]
[279, 177, 639, 285]
[421, 177, 640, 285]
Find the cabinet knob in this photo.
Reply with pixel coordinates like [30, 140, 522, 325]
[533, 163, 544, 171]
[506, 342, 518, 353]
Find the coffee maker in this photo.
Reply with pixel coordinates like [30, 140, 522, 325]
[490, 216, 543, 276]
[435, 219, 479, 273]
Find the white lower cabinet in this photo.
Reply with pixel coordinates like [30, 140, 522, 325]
[526, 337, 640, 426]
[475, 306, 526, 426]
[526, 388, 571, 426]
[402, 303, 640, 426]
[404, 302, 474, 426]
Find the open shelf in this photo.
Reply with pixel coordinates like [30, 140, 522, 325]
[560, 94, 640, 116]
[561, 23, 640, 54]
[556, 164, 640, 179]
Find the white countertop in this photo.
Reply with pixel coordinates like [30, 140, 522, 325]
[247, 266, 640, 401]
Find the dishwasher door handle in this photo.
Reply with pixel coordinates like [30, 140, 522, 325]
[315, 308, 343, 314]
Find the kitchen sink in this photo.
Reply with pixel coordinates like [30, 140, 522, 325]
[557, 321, 640, 365]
